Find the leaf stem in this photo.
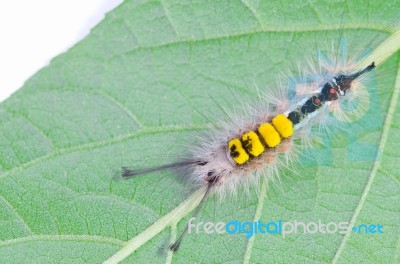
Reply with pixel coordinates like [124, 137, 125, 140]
[103, 188, 206, 264]
[356, 27, 400, 68]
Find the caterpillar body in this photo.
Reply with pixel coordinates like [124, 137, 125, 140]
[121, 56, 377, 251]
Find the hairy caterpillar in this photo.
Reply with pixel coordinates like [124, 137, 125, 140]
[123, 58, 375, 251]
[106, 19, 400, 263]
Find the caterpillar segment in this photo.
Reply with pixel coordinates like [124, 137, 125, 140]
[227, 114, 294, 165]
[285, 62, 375, 130]
[227, 62, 375, 166]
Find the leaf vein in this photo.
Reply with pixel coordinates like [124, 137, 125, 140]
[0, 234, 124, 247]
[0, 124, 205, 180]
[332, 49, 400, 263]
[0, 196, 33, 235]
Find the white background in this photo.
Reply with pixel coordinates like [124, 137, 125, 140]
[0, 0, 123, 103]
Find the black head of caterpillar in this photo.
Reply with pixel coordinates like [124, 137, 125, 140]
[287, 62, 375, 128]
[119, 61, 376, 253]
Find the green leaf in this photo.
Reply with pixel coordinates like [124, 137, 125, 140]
[1, 0, 399, 263]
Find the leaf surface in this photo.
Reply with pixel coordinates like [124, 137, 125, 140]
[0, 0, 399, 263]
